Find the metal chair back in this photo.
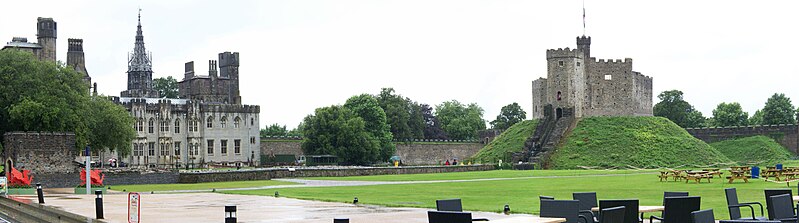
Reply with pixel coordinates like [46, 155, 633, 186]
[436, 199, 463, 212]
[540, 199, 582, 223]
[599, 199, 639, 223]
[691, 209, 715, 223]
[599, 206, 625, 223]
[427, 211, 472, 223]
[662, 196, 701, 223]
[764, 189, 792, 220]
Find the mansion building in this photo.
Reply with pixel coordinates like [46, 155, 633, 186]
[113, 13, 260, 167]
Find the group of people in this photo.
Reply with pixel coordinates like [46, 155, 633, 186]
[444, 159, 458, 166]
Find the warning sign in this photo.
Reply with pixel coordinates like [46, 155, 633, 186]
[128, 192, 140, 223]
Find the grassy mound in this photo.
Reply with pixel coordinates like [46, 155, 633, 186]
[549, 116, 731, 169]
[471, 120, 538, 163]
[710, 136, 792, 165]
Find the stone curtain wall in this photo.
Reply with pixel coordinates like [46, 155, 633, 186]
[179, 165, 495, 183]
[3, 132, 78, 174]
[686, 125, 799, 153]
[261, 139, 485, 165]
[36, 170, 180, 188]
[179, 169, 270, 183]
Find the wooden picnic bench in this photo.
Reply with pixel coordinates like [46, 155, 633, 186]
[684, 170, 711, 183]
[727, 170, 750, 183]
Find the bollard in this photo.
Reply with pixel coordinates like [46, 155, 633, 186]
[333, 218, 349, 223]
[225, 205, 237, 223]
[36, 183, 44, 204]
[95, 190, 104, 219]
[353, 197, 358, 204]
[503, 204, 510, 215]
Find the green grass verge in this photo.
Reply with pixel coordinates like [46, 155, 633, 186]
[710, 135, 793, 166]
[550, 117, 732, 169]
[304, 169, 651, 181]
[110, 180, 296, 192]
[471, 120, 539, 163]
[224, 170, 789, 219]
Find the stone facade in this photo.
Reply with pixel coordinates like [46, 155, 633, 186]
[3, 132, 78, 174]
[179, 52, 242, 104]
[260, 139, 484, 165]
[686, 125, 799, 153]
[531, 36, 653, 119]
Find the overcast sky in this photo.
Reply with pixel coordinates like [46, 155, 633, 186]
[2, 1, 798, 129]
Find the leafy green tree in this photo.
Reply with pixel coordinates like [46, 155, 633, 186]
[260, 123, 288, 137]
[709, 102, 748, 127]
[0, 49, 134, 154]
[344, 94, 394, 161]
[749, 109, 764, 126]
[375, 88, 424, 140]
[153, 76, 179, 98]
[421, 104, 448, 139]
[761, 93, 796, 125]
[435, 100, 486, 140]
[489, 102, 527, 130]
[288, 122, 304, 136]
[653, 90, 706, 128]
[301, 106, 380, 165]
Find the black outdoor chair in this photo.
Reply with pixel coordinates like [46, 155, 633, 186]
[662, 191, 689, 204]
[725, 188, 766, 220]
[540, 199, 591, 223]
[719, 220, 781, 223]
[427, 210, 472, 223]
[598, 206, 625, 223]
[765, 189, 793, 220]
[691, 209, 715, 223]
[649, 196, 701, 223]
[574, 192, 599, 222]
[768, 194, 798, 223]
[598, 199, 640, 223]
[435, 199, 488, 221]
[540, 195, 555, 201]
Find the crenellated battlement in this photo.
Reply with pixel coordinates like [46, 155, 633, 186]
[546, 47, 583, 59]
[67, 38, 83, 52]
[590, 57, 633, 64]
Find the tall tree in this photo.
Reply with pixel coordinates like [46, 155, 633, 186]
[375, 88, 424, 140]
[83, 95, 137, 156]
[153, 76, 179, 98]
[710, 102, 748, 127]
[260, 123, 288, 137]
[421, 104, 448, 139]
[301, 106, 380, 165]
[435, 100, 486, 140]
[653, 90, 706, 128]
[344, 94, 395, 161]
[489, 102, 527, 130]
[749, 109, 764, 126]
[761, 93, 796, 125]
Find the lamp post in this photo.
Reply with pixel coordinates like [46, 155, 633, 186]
[224, 205, 237, 223]
[95, 190, 104, 219]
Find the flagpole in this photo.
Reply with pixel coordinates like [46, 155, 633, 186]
[582, 0, 586, 36]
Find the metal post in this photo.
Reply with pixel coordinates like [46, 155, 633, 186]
[225, 205, 237, 223]
[36, 183, 44, 204]
[95, 190, 104, 219]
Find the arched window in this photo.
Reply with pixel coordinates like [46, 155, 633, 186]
[207, 116, 214, 128]
[175, 119, 181, 133]
[138, 118, 144, 132]
[250, 118, 254, 126]
[161, 119, 170, 132]
[148, 118, 155, 133]
[234, 117, 241, 128]
[133, 143, 139, 156]
[221, 116, 228, 128]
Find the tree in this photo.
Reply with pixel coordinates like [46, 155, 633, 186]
[435, 100, 486, 140]
[344, 94, 394, 161]
[749, 109, 764, 126]
[153, 76, 179, 98]
[0, 49, 135, 154]
[260, 123, 288, 137]
[489, 102, 527, 129]
[375, 88, 424, 140]
[653, 90, 706, 128]
[761, 93, 796, 125]
[709, 102, 748, 127]
[288, 122, 304, 136]
[421, 104, 448, 139]
[301, 106, 380, 165]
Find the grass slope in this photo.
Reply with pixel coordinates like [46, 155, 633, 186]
[710, 135, 792, 165]
[550, 117, 731, 169]
[471, 120, 538, 163]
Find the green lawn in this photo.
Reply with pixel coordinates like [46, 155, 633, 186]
[711, 135, 793, 166]
[225, 170, 792, 219]
[305, 169, 652, 181]
[110, 180, 296, 192]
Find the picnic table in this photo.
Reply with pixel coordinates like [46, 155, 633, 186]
[490, 216, 566, 223]
[684, 170, 712, 183]
[702, 168, 723, 178]
[727, 169, 750, 183]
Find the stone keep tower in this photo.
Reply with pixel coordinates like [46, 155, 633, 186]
[545, 47, 586, 118]
[36, 17, 57, 62]
[121, 11, 159, 98]
[219, 52, 241, 104]
[67, 38, 90, 85]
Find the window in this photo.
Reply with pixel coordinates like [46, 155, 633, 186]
[221, 140, 228, 155]
[148, 118, 155, 133]
[133, 143, 141, 156]
[604, 75, 612, 80]
[234, 139, 241, 154]
[250, 137, 256, 144]
[221, 116, 228, 128]
[174, 142, 181, 156]
[160, 119, 169, 132]
[148, 142, 155, 156]
[137, 118, 144, 132]
[234, 117, 241, 128]
[207, 116, 214, 128]
[175, 119, 181, 133]
[160, 143, 169, 156]
[139, 143, 145, 156]
[193, 143, 200, 156]
[558, 61, 564, 66]
[194, 119, 200, 132]
[251, 118, 254, 126]
[577, 62, 581, 67]
[207, 140, 214, 155]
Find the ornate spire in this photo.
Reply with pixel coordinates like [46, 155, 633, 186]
[128, 8, 152, 72]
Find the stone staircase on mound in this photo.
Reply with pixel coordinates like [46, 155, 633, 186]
[513, 105, 576, 168]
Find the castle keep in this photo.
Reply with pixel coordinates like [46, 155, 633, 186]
[114, 12, 260, 167]
[531, 36, 653, 119]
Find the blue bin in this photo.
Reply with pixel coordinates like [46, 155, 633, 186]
[751, 166, 760, 179]
[777, 164, 783, 170]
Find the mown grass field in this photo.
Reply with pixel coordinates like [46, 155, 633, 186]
[471, 120, 538, 163]
[711, 135, 793, 166]
[224, 169, 794, 219]
[110, 180, 296, 192]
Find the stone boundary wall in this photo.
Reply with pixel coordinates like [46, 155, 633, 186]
[179, 165, 495, 183]
[685, 125, 799, 153]
[261, 139, 485, 165]
[35, 170, 179, 188]
[3, 132, 77, 174]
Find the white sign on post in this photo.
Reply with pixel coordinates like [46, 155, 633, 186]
[0, 177, 6, 195]
[128, 192, 141, 223]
